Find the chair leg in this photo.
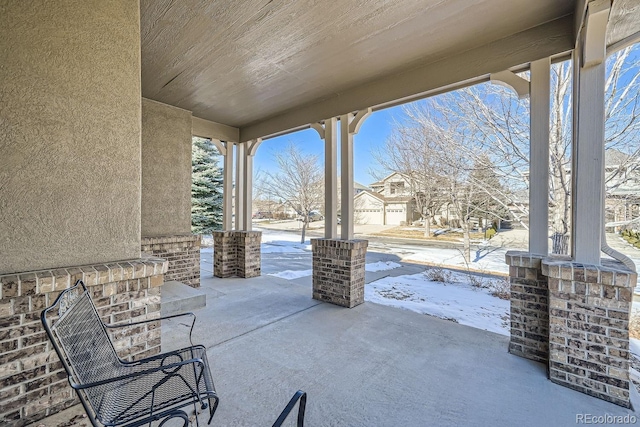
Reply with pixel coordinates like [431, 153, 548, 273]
[208, 395, 219, 425]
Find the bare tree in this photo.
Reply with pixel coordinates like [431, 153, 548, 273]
[372, 119, 448, 236]
[407, 47, 640, 253]
[258, 144, 324, 243]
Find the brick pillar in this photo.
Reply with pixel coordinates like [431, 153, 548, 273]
[505, 251, 550, 363]
[311, 239, 368, 308]
[543, 258, 636, 407]
[213, 231, 237, 278]
[141, 235, 201, 287]
[236, 231, 262, 278]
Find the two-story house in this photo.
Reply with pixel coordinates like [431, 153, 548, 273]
[354, 173, 420, 225]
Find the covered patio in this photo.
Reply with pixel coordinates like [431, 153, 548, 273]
[2, 0, 640, 425]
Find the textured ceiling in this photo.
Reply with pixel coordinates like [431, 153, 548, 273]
[140, 0, 575, 131]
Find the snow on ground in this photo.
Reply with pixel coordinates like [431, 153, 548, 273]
[365, 261, 402, 272]
[258, 228, 313, 253]
[365, 271, 510, 335]
[400, 242, 509, 274]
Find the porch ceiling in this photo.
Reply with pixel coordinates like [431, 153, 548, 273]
[139, 0, 637, 142]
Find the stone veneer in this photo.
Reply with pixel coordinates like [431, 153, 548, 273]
[0, 258, 168, 426]
[505, 251, 551, 364]
[543, 258, 636, 407]
[141, 235, 200, 287]
[311, 239, 368, 308]
[213, 231, 261, 278]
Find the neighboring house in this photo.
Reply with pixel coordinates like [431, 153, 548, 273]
[355, 173, 419, 225]
[604, 149, 640, 230]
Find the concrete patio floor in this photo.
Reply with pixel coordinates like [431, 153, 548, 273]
[161, 271, 639, 427]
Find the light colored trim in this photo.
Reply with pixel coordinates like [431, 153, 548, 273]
[235, 142, 246, 231]
[574, 0, 589, 43]
[324, 118, 338, 239]
[571, 47, 606, 264]
[192, 116, 239, 142]
[606, 29, 640, 56]
[209, 138, 226, 156]
[243, 148, 254, 231]
[222, 142, 234, 230]
[528, 58, 550, 255]
[247, 138, 263, 156]
[583, 0, 611, 68]
[348, 108, 372, 134]
[240, 16, 574, 141]
[310, 122, 325, 140]
[490, 70, 530, 99]
[340, 114, 354, 240]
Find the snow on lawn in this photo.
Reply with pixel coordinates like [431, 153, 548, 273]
[257, 228, 313, 253]
[365, 271, 510, 336]
[365, 261, 402, 272]
[400, 242, 509, 275]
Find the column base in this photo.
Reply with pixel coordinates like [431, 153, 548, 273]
[141, 234, 201, 287]
[311, 239, 368, 308]
[213, 231, 261, 278]
[543, 257, 636, 408]
[505, 251, 550, 363]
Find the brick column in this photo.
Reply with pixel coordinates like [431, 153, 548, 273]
[213, 231, 237, 278]
[543, 258, 636, 407]
[141, 235, 201, 287]
[213, 231, 261, 278]
[0, 257, 168, 426]
[236, 231, 262, 278]
[311, 239, 368, 308]
[505, 251, 550, 364]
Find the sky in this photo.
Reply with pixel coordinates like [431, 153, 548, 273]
[246, 43, 640, 187]
[252, 105, 406, 186]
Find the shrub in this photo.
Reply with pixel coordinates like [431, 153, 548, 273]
[489, 278, 510, 300]
[424, 266, 452, 283]
[485, 228, 496, 239]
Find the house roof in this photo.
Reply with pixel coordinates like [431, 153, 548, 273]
[605, 148, 632, 167]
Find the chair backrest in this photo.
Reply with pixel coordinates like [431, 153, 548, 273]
[41, 281, 120, 390]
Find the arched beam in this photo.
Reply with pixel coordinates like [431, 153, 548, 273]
[348, 108, 372, 134]
[209, 138, 227, 156]
[247, 138, 263, 156]
[310, 122, 325, 140]
[490, 70, 530, 99]
[582, 0, 610, 68]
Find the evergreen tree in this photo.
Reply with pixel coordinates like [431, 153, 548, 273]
[191, 137, 223, 234]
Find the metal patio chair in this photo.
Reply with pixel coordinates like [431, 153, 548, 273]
[42, 280, 307, 427]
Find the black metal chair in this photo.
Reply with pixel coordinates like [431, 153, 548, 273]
[42, 280, 307, 427]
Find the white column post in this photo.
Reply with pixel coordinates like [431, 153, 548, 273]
[340, 114, 354, 240]
[235, 142, 246, 231]
[222, 141, 234, 230]
[571, 0, 610, 264]
[339, 109, 372, 240]
[242, 139, 262, 232]
[529, 58, 550, 255]
[312, 119, 339, 239]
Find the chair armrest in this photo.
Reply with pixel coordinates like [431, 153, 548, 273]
[105, 312, 196, 346]
[272, 390, 307, 427]
[68, 357, 206, 390]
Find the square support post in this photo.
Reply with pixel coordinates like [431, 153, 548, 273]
[311, 239, 368, 308]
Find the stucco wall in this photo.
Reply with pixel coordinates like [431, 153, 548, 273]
[0, 1, 142, 274]
[141, 98, 193, 237]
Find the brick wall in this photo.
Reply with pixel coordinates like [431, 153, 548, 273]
[543, 258, 636, 408]
[213, 231, 261, 278]
[311, 239, 368, 308]
[0, 258, 168, 426]
[505, 251, 551, 363]
[141, 235, 200, 287]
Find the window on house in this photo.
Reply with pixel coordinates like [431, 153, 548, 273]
[389, 182, 404, 194]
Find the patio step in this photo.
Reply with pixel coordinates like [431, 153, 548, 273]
[161, 280, 206, 316]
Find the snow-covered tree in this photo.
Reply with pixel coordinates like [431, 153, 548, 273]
[191, 137, 223, 234]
